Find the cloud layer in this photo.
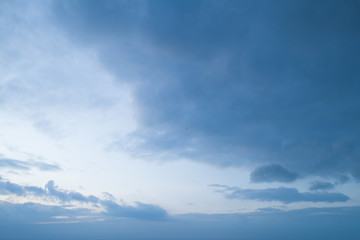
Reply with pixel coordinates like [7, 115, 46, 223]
[0, 201, 359, 240]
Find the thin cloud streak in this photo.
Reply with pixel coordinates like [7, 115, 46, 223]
[0, 158, 61, 172]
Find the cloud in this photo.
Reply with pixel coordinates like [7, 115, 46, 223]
[309, 181, 335, 191]
[0, 158, 30, 170]
[0, 178, 99, 204]
[51, 0, 360, 181]
[0, 201, 95, 224]
[0, 177, 168, 221]
[336, 175, 351, 184]
[101, 200, 168, 221]
[250, 164, 299, 183]
[0, 158, 61, 172]
[45, 180, 100, 204]
[31, 161, 62, 171]
[211, 184, 350, 204]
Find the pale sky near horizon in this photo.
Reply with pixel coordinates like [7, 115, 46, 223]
[0, 0, 360, 239]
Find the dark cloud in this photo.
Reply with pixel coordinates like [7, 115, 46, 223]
[309, 181, 335, 191]
[0, 158, 61, 172]
[250, 164, 299, 183]
[52, 0, 360, 179]
[211, 184, 350, 204]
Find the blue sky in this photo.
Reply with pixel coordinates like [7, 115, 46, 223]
[0, 0, 359, 239]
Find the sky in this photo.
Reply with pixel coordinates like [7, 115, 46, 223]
[0, 0, 359, 239]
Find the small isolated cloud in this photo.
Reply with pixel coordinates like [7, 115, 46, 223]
[211, 185, 350, 204]
[309, 181, 335, 191]
[250, 164, 299, 183]
[101, 200, 168, 221]
[0, 158, 61, 172]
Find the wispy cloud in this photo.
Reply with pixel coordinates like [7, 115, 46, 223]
[0, 158, 61, 172]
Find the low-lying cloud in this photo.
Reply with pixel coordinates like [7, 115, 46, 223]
[211, 184, 350, 204]
[0, 177, 168, 221]
[102, 200, 168, 221]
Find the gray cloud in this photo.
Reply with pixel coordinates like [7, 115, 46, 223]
[0, 158, 61, 172]
[0, 201, 95, 224]
[336, 175, 351, 184]
[101, 200, 168, 221]
[52, 0, 360, 180]
[45, 180, 99, 204]
[250, 164, 299, 183]
[211, 184, 350, 204]
[0, 177, 168, 221]
[309, 181, 335, 191]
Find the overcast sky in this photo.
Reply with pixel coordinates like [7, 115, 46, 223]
[0, 0, 359, 239]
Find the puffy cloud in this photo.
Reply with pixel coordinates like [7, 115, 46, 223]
[0, 177, 96, 203]
[250, 164, 299, 183]
[51, 0, 360, 180]
[211, 184, 350, 203]
[309, 181, 335, 191]
[45, 180, 99, 204]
